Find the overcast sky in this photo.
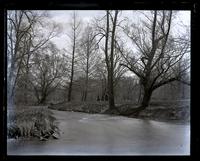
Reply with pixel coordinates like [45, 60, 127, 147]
[45, 10, 190, 77]
[48, 10, 190, 50]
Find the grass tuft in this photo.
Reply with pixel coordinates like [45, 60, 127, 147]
[7, 107, 59, 139]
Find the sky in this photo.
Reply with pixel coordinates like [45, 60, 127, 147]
[46, 10, 190, 77]
[48, 10, 190, 50]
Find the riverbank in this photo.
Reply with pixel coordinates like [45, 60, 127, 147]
[7, 110, 190, 155]
[48, 100, 190, 124]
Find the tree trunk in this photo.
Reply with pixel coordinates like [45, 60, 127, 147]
[84, 88, 88, 101]
[24, 83, 28, 105]
[105, 10, 111, 106]
[107, 10, 118, 110]
[7, 61, 17, 108]
[23, 69, 29, 105]
[84, 68, 89, 101]
[7, 91, 15, 109]
[38, 93, 47, 105]
[24, 50, 31, 105]
[108, 72, 115, 109]
[68, 39, 75, 102]
[141, 89, 152, 108]
[68, 80, 73, 102]
[108, 92, 115, 109]
[131, 88, 153, 116]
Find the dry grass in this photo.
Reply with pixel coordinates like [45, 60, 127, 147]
[7, 107, 59, 139]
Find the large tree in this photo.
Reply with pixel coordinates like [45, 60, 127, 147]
[94, 10, 126, 108]
[102, 10, 119, 109]
[120, 11, 190, 112]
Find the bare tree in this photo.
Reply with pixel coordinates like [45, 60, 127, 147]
[94, 40, 127, 103]
[98, 10, 119, 109]
[7, 10, 34, 106]
[67, 11, 82, 102]
[108, 10, 119, 109]
[30, 43, 68, 104]
[77, 24, 99, 101]
[94, 10, 127, 109]
[95, 58, 108, 101]
[120, 11, 190, 112]
[7, 10, 60, 106]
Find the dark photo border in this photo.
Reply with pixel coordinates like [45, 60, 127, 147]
[0, 0, 199, 161]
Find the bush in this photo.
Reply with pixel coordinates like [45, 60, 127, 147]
[7, 107, 59, 140]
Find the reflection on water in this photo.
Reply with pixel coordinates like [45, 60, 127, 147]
[7, 110, 190, 155]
